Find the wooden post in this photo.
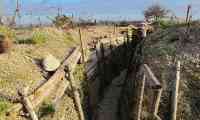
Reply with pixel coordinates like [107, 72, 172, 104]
[100, 42, 106, 95]
[66, 66, 85, 120]
[143, 64, 163, 120]
[143, 64, 162, 89]
[19, 87, 38, 120]
[185, 5, 192, 42]
[171, 61, 181, 120]
[113, 24, 116, 38]
[185, 5, 191, 23]
[137, 74, 146, 120]
[152, 88, 163, 115]
[79, 28, 86, 63]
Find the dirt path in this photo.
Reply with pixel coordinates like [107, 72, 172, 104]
[95, 70, 126, 120]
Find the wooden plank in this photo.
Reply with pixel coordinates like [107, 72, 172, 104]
[86, 60, 97, 73]
[7, 47, 81, 114]
[143, 64, 162, 89]
[89, 77, 100, 110]
[171, 61, 181, 120]
[52, 78, 69, 104]
[29, 47, 81, 107]
[137, 74, 146, 120]
[87, 66, 96, 79]
[19, 87, 38, 120]
[151, 88, 163, 117]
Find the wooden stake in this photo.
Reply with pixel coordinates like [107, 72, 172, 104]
[186, 5, 191, 23]
[99, 42, 106, 95]
[79, 28, 86, 63]
[19, 87, 38, 120]
[143, 64, 162, 89]
[137, 74, 146, 120]
[152, 88, 163, 116]
[171, 61, 181, 120]
[66, 66, 85, 120]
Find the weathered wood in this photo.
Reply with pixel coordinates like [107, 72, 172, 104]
[19, 87, 38, 120]
[7, 47, 81, 114]
[86, 62, 97, 73]
[151, 88, 163, 119]
[0, 91, 20, 102]
[95, 70, 126, 120]
[66, 66, 85, 120]
[79, 28, 86, 63]
[186, 5, 191, 23]
[99, 42, 106, 94]
[52, 78, 70, 104]
[87, 67, 96, 80]
[143, 64, 162, 89]
[171, 61, 181, 120]
[89, 77, 100, 113]
[142, 64, 163, 119]
[137, 74, 146, 120]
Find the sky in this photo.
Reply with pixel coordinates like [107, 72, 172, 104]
[1, 0, 200, 25]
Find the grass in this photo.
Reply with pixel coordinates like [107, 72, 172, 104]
[38, 101, 55, 118]
[0, 26, 16, 39]
[0, 27, 77, 97]
[15, 27, 76, 45]
[0, 26, 119, 120]
[144, 43, 176, 57]
[15, 29, 47, 45]
[73, 64, 87, 100]
[31, 30, 48, 44]
[0, 100, 10, 113]
[0, 100, 12, 120]
[144, 23, 200, 120]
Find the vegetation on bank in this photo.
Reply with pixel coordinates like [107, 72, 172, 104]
[144, 23, 200, 119]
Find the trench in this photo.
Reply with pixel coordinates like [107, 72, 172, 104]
[86, 30, 145, 120]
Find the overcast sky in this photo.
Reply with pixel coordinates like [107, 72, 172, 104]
[2, 0, 200, 25]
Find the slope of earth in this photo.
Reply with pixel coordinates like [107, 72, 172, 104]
[144, 22, 200, 120]
[0, 27, 78, 119]
[0, 25, 119, 120]
[0, 27, 77, 97]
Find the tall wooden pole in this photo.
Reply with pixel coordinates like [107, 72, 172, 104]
[79, 28, 86, 63]
[171, 61, 181, 120]
[137, 74, 146, 120]
[152, 88, 163, 115]
[185, 5, 191, 23]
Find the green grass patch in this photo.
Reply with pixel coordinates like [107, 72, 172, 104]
[73, 64, 85, 83]
[0, 26, 16, 39]
[38, 101, 55, 118]
[0, 100, 10, 113]
[15, 38, 34, 44]
[0, 99, 12, 119]
[153, 20, 188, 29]
[63, 32, 77, 45]
[32, 30, 48, 44]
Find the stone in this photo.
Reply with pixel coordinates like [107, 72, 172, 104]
[42, 54, 60, 72]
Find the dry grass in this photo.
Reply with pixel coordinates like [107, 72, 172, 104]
[0, 27, 78, 119]
[0, 25, 119, 120]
